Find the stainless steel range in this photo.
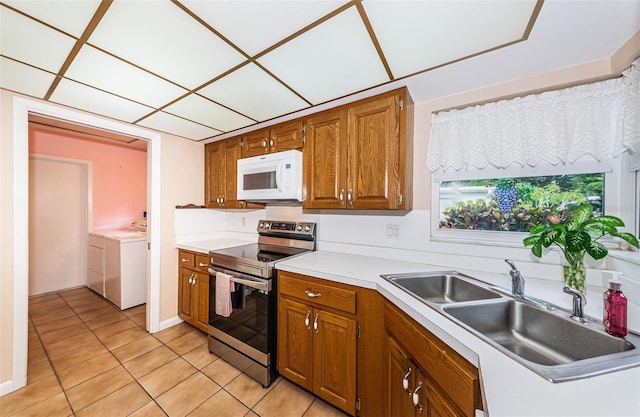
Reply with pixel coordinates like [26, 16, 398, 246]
[207, 220, 316, 387]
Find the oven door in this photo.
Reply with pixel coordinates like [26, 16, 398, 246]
[208, 267, 274, 366]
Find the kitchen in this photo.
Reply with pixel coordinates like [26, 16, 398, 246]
[2, 1, 640, 416]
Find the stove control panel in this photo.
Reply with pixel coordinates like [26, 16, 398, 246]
[258, 220, 315, 237]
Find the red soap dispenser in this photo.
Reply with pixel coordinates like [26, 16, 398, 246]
[603, 273, 627, 337]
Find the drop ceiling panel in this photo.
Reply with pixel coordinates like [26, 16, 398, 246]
[2, 0, 101, 38]
[0, 6, 76, 73]
[163, 94, 255, 133]
[87, 0, 247, 89]
[363, 0, 539, 78]
[137, 111, 222, 140]
[66, 45, 188, 108]
[199, 63, 309, 122]
[257, 7, 388, 104]
[0, 57, 56, 98]
[50, 79, 154, 123]
[180, 0, 347, 56]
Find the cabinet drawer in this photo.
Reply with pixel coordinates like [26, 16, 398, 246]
[88, 234, 104, 248]
[178, 250, 195, 268]
[279, 272, 356, 314]
[195, 254, 209, 273]
[87, 245, 103, 272]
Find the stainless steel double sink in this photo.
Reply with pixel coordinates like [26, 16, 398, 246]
[381, 271, 640, 382]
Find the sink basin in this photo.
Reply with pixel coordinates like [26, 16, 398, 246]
[382, 271, 502, 304]
[443, 300, 635, 366]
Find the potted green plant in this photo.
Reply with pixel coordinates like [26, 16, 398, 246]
[524, 203, 639, 292]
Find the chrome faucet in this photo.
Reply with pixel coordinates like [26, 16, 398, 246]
[505, 259, 525, 297]
[563, 287, 587, 323]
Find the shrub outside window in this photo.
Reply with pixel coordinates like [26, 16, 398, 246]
[438, 174, 605, 233]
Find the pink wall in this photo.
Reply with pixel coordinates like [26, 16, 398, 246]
[29, 127, 147, 231]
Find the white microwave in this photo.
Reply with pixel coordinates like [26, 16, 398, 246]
[237, 149, 303, 202]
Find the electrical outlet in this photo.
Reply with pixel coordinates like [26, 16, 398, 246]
[386, 224, 400, 239]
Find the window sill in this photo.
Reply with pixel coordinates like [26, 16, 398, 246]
[608, 250, 640, 266]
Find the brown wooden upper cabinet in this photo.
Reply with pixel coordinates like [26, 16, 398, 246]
[205, 137, 243, 208]
[241, 119, 304, 158]
[303, 87, 413, 210]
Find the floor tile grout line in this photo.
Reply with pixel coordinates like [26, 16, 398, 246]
[25, 298, 77, 417]
[32, 291, 151, 416]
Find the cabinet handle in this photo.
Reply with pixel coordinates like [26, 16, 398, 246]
[198, 262, 208, 267]
[181, 258, 190, 263]
[412, 381, 423, 414]
[262, 138, 267, 149]
[188, 274, 194, 285]
[313, 313, 319, 333]
[270, 137, 274, 149]
[339, 189, 345, 206]
[305, 311, 311, 330]
[305, 290, 321, 298]
[402, 368, 412, 393]
[347, 189, 353, 206]
[221, 194, 225, 205]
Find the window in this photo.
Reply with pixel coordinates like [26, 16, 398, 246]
[438, 173, 604, 233]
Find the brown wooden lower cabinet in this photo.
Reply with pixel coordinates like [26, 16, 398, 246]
[278, 272, 358, 415]
[384, 301, 481, 417]
[276, 271, 480, 417]
[177, 249, 209, 333]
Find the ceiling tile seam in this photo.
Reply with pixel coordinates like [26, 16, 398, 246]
[150, 108, 227, 135]
[84, 41, 193, 93]
[0, 2, 78, 39]
[43, 0, 113, 100]
[354, 0, 394, 81]
[251, 1, 357, 61]
[171, 0, 251, 60]
[170, 0, 314, 108]
[132, 60, 259, 126]
[251, 61, 313, 106]
[394, 37, 530, 84]
[523, 0, 546, 40]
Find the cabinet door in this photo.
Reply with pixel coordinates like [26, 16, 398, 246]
[347, 94, 401, 209]
[178, 268, 195, 324]
[302, 109, 348, 209]
[420, 371, 465, 417]
[270, 119, 303, 153]
[195, 272, 209, 332]
[241, 128, 270, 158]
[313, 309, 357, 415]
[222, 137, 242, 208]
[204, 141, 224, 208]
[278, 298, 314, 390]
[385, 335, 416, 417]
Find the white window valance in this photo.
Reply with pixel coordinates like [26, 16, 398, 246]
[427, 58, 640, 174]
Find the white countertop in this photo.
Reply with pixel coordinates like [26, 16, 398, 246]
[175, 238, 255, 253]
[90, 229, 147, 242]
[275, 251, 640, 417]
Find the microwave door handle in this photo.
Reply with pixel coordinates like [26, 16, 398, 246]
[230, 276, 270, 292]
[276, 161, 284, 192]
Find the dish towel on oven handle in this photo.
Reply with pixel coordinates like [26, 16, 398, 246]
[215, 271, 235, 317]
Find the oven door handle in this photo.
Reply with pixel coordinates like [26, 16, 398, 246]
[209, 268, 271, 292]
[230, 276, 270, 292]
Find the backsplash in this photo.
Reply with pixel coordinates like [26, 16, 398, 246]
[175, 206, 640, 332]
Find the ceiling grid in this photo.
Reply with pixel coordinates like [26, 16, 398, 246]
[1, 0, 638, 142]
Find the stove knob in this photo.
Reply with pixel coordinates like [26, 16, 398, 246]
[264, 223, 270, 229]
[259, 222, 264, 229]
[296, 225, 303, 231]
[304, 225, 311, 232]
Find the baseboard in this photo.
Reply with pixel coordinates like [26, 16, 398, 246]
[155, 316, 183, 333]
[0, 379, 16, 396]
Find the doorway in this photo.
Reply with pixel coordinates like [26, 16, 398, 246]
[10, 96, 162, 393]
